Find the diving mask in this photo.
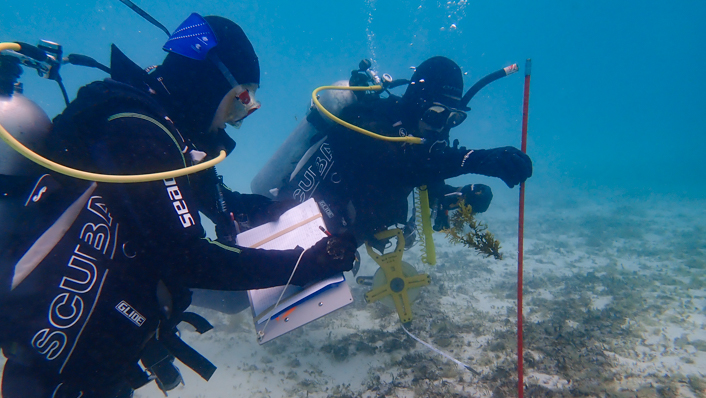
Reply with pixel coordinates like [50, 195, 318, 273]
[420, 103, 467, 130]
[235, 87, 260, 117]
[227, 87, 260, 128]
[211, 83, 260, 131]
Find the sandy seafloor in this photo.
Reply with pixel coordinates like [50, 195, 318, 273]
[2, 191, 705, 397]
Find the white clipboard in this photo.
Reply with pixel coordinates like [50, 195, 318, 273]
[236, 198, 353, 344]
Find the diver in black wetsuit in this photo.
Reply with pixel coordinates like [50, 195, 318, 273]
[280, 56, 532, 245]
[0, 14, 356, 397]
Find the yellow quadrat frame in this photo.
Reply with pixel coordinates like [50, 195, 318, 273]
[364, 229, 431, 324]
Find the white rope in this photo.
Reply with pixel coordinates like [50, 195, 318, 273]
[258, 248, 308, 341]
[401, 323, 480, 375]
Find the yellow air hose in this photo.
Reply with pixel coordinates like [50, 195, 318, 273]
[311, 85, 423, 144]
[0, 41, 227, 183]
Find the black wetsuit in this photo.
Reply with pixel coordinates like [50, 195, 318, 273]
[0, 79, 321, 397]
[281, 96, 485, 244]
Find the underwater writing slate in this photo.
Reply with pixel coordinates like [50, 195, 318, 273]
[236, 198, 354, 344]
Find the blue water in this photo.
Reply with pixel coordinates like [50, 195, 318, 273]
[2, 1, 706, 396]
[3, 0, 704, 199]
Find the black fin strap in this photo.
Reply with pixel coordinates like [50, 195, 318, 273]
[179, 311, 214, 334]
[161, 331, 217, 381]
[124, 362, 155, 390]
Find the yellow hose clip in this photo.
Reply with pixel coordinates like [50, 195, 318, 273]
[0, 41, 227, 183]
[415, 185, 437, 266]
[311, 85, 424, 145]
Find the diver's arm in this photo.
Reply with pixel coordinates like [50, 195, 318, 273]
[172, 229, 356, 291]
[432, 145, 533, 188]
[97, 117, 349, 291]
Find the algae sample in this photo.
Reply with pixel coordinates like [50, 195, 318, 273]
[442, 200, 502, 260]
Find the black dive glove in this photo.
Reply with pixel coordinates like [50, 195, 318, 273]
[455, 184, 493, 213]
[433, 184, 493, 231]
[291, 233, 358, 286]
[461, 146, 532, 188]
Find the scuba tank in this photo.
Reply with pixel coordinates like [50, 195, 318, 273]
[250, 79, 357, 199]
[0, 55, 53, 265]
[0, 46, 54, 177]
[0, 91, 52, 176]
[251, 59, 402, 200]
[0, 41, 113, 266]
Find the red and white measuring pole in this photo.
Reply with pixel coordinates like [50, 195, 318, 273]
[517, 58, 531, 398]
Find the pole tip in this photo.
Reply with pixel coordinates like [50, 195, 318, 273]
[524, 59, 532, 76]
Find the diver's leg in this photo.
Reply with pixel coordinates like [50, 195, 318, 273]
[1, 360, 51, 398]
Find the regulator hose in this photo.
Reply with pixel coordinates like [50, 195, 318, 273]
[460, 64, 519, 109]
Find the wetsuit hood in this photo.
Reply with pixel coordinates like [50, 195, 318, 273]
[401, 56, 464, 124]
[149, 16, 259, 148]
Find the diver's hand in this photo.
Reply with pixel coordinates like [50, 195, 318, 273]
[458, 184, 493, 213]
[461, 147, 532, 188]
[292, 233, 358, 286]
[433, 184, 493, 231]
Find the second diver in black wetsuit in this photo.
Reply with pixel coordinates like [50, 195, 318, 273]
[265, 56, 533, 246]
